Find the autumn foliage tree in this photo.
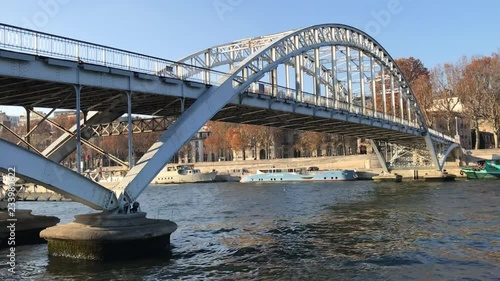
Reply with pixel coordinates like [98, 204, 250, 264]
[204, 121, 233, 161]
[394, 57, 433, 123]
[457, 56, 495, 149]
[487, 52, 500, 148]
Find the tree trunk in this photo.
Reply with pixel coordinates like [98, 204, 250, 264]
[475, 126, 480, 150]
[494, 119, 499, 148]
[342, 136, 347, 156]
[494, 130, 499, 148]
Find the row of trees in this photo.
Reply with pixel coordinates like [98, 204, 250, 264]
[203, 121, 357, 161]
[0, 115, 357, 165]
[395, 51, 500, 148]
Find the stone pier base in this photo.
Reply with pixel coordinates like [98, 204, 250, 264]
[0, 209, 60, 247]
[372, 173, 403, 182]
[40, 212, 177, 260]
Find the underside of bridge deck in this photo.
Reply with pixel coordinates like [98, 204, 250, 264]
[0, 76, 195, 116]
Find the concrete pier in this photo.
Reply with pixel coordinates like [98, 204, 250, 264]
[423, 170, 457, 182]
[0, 209, 60, 247]
[372, 173, 403, 182]
[40, 212, 177, 260]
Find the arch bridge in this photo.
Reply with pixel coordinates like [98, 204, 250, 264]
[0, 23, 460, 212]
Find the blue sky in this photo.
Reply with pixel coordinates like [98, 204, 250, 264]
[1, 0, 499, 116]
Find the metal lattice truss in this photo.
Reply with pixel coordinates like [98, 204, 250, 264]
[370, 140, 461, 171]
[177, 30, 294, 72]
[90, 116, 176, 136]
[176, 29, 350, 98]
[178, 24, 429, 132]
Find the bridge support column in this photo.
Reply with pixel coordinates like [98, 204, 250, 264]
[127, 91, 134, 168]
[369, 140, 389, 174]
[40, 212, 177, 260]
[0, 209, 59, 247]
[424, 133, 442, 171]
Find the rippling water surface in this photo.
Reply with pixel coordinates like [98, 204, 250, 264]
[1, 180, 499, 280]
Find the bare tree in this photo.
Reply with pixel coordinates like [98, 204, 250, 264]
[457, 56, 490, 149]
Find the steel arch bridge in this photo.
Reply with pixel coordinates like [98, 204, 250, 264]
[0, 23, 460, 212]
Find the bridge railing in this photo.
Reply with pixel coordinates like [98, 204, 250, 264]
[245, 81, 424, 129]
[0, 23, 235, 85]
[428, 128, 457, 142]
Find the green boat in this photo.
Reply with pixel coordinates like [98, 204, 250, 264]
[460, 159, 500, 179]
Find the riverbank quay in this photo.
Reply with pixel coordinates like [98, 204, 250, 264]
[191, 148, 500, 181]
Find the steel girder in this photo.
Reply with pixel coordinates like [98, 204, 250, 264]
[378, 140, 460, 170]
[0, 139, 118, 210]
[42, 111, 125, 162]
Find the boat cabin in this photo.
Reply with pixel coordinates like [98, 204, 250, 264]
[257, 167, 305, 174]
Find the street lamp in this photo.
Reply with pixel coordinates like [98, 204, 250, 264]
[455, 116, 459, 139]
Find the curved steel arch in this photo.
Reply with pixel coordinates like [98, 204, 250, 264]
[177, 30, 295, 69]
[179, 24, 429, 131]
[118, 24, 434, 207]
[176, 28, 351, 98]
[439, 142, 461, 170]
[215, 24, 427, 129]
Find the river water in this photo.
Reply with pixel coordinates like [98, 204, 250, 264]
[1, 180, 499, 280]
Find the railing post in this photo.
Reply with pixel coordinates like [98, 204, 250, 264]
[370, 57, 377, 117]
[399, 85, 404, 123]
[381, 67, 387, 119]
[314, 44, 321, 106]
[390, 71, 396, 120]
[294, 35, 302, 102]
[346, 46, 352, 112]
[407, 96, 412, 123]
[271, 48, 278, 97]
[176, 64, 182, 79]
[204, 51, 211, 84]
[75, 42, 79, 61]
[285, 64, 290, 98]
[127, 91, 134, 169]
[359, 51, 365, 114]
[331, 45, 338, 109]
[34, 33, 38, 56]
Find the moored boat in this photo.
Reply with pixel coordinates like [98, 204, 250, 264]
[153, 164, 217, 184]
[460, 159, 500, 179]
[240, 167, 357, 183]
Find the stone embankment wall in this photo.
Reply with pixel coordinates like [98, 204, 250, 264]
[193, 154, 381, 174]
[193, 148, 500, 180]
